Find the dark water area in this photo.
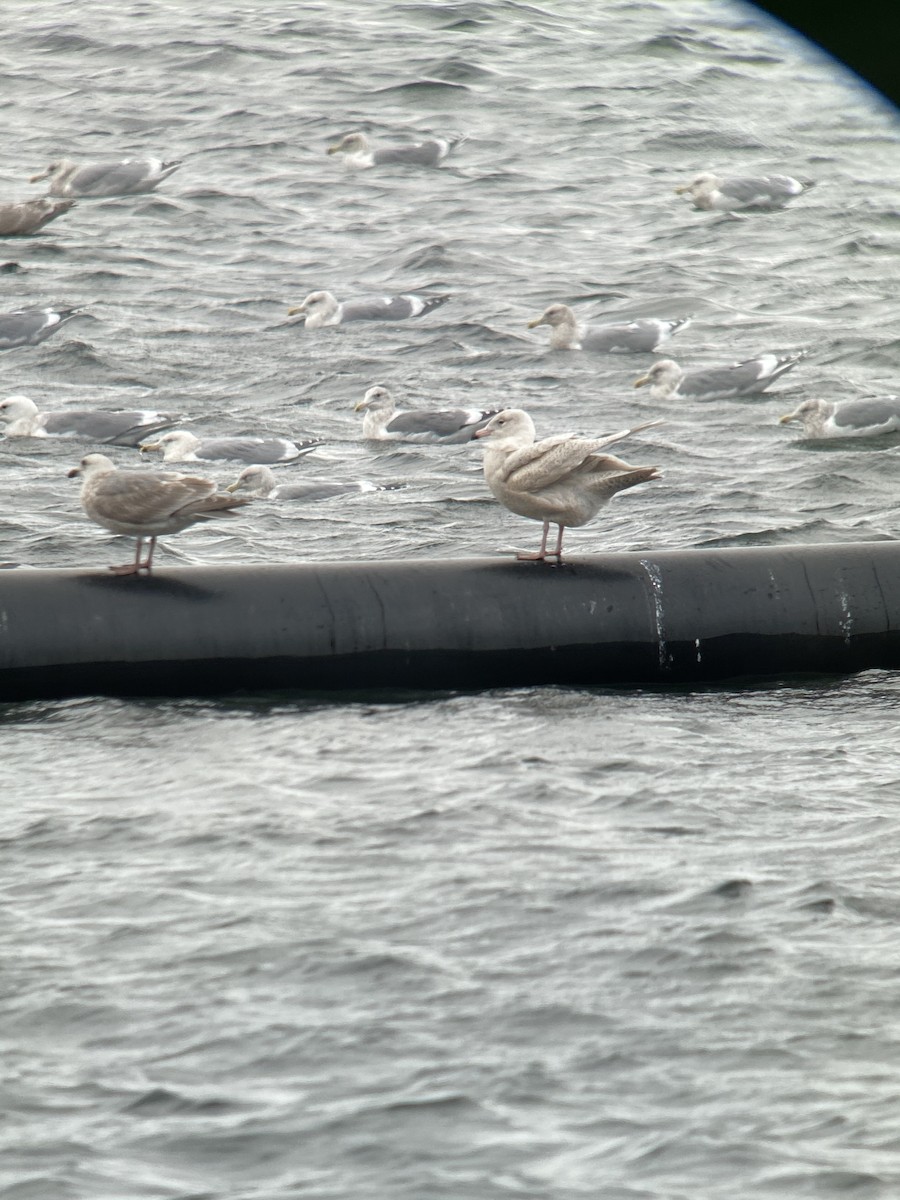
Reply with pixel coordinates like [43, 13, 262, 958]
[3, 2, 900, 1196]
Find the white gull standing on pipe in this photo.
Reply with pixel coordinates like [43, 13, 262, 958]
[475, 409, 662, 563]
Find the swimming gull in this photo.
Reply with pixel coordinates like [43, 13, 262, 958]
[326, 131, 462, 169]
[0, 198, 75, 235]
[527, 303, 692, 353]
[288, 290, 449, 329]
[29, 157, 181, 198]
[779, 397, 900, 439]
[226, 464, 399, 502]
[475, 408, 662, 562]
[0, 306, 83, 351]
[140, 429, 323, 464]
[355, 385, 504, 443]
[0, 394, 181, 446]
[675, 171, 814, 212]
[67, 452, 250, 576]
[633, 353, 804, 401]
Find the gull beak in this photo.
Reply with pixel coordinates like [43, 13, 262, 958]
[29, 168, 50, 183]
[474, 427, 492, 439]
[526, 317, 544, 329]
[353, 400, 368, 412]
[633, 374, 650, 388]
[225, 481, 240, 493]
[326, 144, 342, 155]
[673, 184, 690, 194]
[778, 413, 795, 424]
[140, 441, 161, 454]
[286, 305, 305, 317]
[66, 466, 81, 478]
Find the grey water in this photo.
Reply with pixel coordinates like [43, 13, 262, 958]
[3, 2, 900, 1196]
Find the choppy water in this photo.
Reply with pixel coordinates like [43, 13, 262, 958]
[3, 3, 900, 1197]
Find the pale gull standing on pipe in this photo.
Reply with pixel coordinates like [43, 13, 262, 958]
[475, 409, 662, 563]
[67, 453, 250, 576]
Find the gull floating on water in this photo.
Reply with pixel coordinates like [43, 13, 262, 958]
[288, 290, 449, 329]
[29, 157, 181, 198]
[226, 464, 399, 502]
[0, 306, 83, 351]
[779, 397, 900, 439]
[0, 198, 75, 236]
[326, 131, 462, 169]
[527, 303, 692, 353]
[475, 408, 662, 563]
[355, 385, 504, 443]
[0, 394, 181, 446]
[68, 453, 250, 576]
[141, 429, 322, 464]
[674, 171, 814, 212]
[633, 353, 804, 401]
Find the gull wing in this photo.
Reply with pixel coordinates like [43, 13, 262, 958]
[498, 421, 663, 489]
[89, 471, 217, 526]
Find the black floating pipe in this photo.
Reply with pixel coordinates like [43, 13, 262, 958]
[2, 543, 900, 701]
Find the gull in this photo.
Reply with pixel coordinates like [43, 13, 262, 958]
[140, 429, 322, 464]
[0, 394, 180, 446]
[674, 171, 814, 212]
[779, 397, 900, 439]
[29, 157, 181, 198]
[633, 352, 804, 401]
[326, 131, 463, 169]
[527, 302, 691, 353]
[0, 306, 84, 351]
[355, 385, 504, 443]
[287, 289, 449, 329]
[67, 453, 250, 576]
[475, 408, 662, 563]
[226, 464, 399, 501]
[0, 197, 75, 235]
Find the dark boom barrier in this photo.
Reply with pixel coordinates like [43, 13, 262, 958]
[2, 542, 900, 701]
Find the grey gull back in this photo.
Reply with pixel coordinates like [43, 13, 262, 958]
[30, 157, 181, 197]
[0, 394, 181, 446]
[0, 306, 83, 351]
[528, 303, 692, 353]
[634, 352, 804, 400]
[675, 171, 813, 212]
[779, 397, 900, 439]
[226, 464, 399, 502]
[140, 429, 322, 464]
[355, 385, 504, 443]
[288, 290, 449, 329]
[327, 131, 462, 169]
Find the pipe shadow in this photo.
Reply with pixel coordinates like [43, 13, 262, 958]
[70, 571, 217, 601]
